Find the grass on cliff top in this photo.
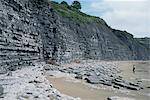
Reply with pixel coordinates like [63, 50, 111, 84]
[48, 1, 101, 22]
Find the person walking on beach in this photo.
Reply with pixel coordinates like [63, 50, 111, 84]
[133, 64, 136, 73]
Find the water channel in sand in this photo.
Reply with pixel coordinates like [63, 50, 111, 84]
[47, 61, 150, 100]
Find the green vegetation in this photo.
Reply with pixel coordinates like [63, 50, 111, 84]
[60, 1, 69, 6]
[71, 1, 81, 10]
[48, 0, 100, 22]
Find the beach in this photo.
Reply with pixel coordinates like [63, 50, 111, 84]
[47, 61, 150, 100]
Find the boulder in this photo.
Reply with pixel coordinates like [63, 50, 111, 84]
[29, 80, 42, 83]
[113, 85, 120, 89]
[107, 96, 135, 100]
[0, 68, 7, 75]
[102, 81, 112, 86]
[85, 76, 101, 84]
[72, 69, 81, 74]
[75, 74, 83, 79]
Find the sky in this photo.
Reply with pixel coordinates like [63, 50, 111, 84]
[54, 0, 150, 38]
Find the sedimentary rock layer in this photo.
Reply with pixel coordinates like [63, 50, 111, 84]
[0, 0, 44, 73]
[0, 0, 149, 72]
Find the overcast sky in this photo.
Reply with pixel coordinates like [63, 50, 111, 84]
[54, 0, 150, 38]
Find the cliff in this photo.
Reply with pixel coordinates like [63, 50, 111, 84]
[0, 0, 44, 73]
[135, 37, 150, 50]
[48, 1, 149, 61]
[0, 0, 149, 73]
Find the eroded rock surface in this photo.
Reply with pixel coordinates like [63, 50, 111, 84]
[0, 0, 44, 73]
[0, 62, 78, 100]
[44, 61, 143, 91]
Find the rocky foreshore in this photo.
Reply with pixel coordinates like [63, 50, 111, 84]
[0, 61, 146, 100]
[44, 61, 143, 91]
[0, 62, 78, 100]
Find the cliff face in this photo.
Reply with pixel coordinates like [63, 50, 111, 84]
[112, 30, 149, 60]
[0, 0, 149, 73]
[135, 38, 150, 50]
[50, 16, 149, 62]
[48, 2, 149, 62]
[0, 0, 44, 72]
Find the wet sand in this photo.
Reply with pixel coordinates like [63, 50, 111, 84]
[47, 61, 150, 100]
[47, 77, 125, 100]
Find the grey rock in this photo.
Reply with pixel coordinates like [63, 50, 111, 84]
[146, 86, 150, 88]
[135, 37, 150, 50]
[34, 96, 39, 98]
[107, 97, 114, 100]
[113, 81, 140, 90]
[75, 74, 83, 79]
[129, 82, 140, 87]
[54, 65, 143, 90]
[85, 76, 101, 84]
[0, 68, 7, 75]
[0, 85, 4, 96]
[7, 71, 12, 76]
[113, 85, 120, 89]
[72, 69, 81, 74]
[107, 96, 135, 100]
[102, 81, 112, 86]
[26, 92, 33, 95]
[28, 80, 42, 83]
[44, 66, 52, 71]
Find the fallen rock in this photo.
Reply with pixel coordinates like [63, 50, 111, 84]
[34, 96, 39, 98]
[26, 92, 33, 95]
[114, 78, 123, 82]
[129, 82, 140, 87]
[146, 86, 150, 88]
[0, 68, 7, 75]
[7, 71, 12, 76]
[107, 96, 135, 100]
[44, 65, 52, 70]
[45, 62, 143, 91]
[113, 81, 140, 90]
[85, 76, 101, 84]
[72, 69, 81, 74]
[47, 59, 60, 66]
[113, 85, 120, 89]
[102, 81, 112, 86]
[28, 80, 42, 83]
[75, 74, 83, 79]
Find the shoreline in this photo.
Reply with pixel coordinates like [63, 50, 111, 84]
[0, 60, 149, 100]
[46, 60, 150, 100]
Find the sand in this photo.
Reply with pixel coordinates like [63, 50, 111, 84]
[47, 61, 150, 100]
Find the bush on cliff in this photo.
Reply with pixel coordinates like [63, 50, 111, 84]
[60, 1, 69, 6]
[71, 1, 81, 10]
